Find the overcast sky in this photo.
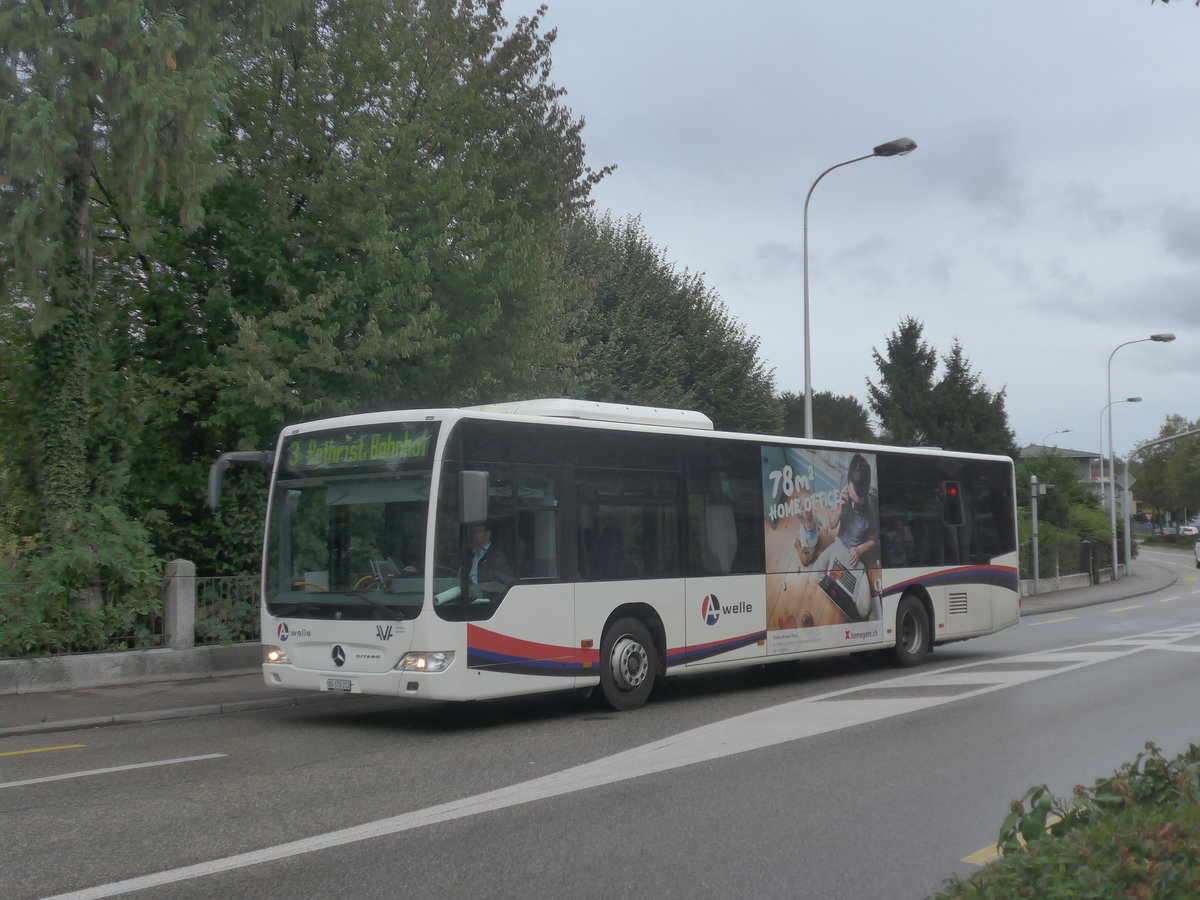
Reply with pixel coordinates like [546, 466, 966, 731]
[503, 0, 1199, 459]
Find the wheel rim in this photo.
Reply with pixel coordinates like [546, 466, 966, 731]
[900, 607, 923, 654]
[609, 635, 649, 691]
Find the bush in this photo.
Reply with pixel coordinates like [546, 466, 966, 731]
[934, 743, 1200, 899]
[0, 506, 161, 657]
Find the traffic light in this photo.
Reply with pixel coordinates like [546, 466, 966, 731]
[942, 481, 964, 526]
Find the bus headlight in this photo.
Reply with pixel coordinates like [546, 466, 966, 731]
[264, 645, 291, 664]
[396, 651, 454, 673]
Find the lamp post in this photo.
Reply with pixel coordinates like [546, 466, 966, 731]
[802, 137, 917, 439]
[1100, 397, 1141, 566]
[1042, 428, 1071, 447]
[1099, 398, 1141, 487]
[1107, 334, 1174, 578]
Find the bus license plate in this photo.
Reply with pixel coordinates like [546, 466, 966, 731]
[326, 678, 354, 692]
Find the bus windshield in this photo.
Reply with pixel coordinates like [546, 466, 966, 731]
[265, 423, 439, 621]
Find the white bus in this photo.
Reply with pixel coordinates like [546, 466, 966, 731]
[210, 399, 1019, 711]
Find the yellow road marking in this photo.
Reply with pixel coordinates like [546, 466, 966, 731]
[1111, 605, 1141, 612]
[1029, 616, 1077, 626]
[963, 814, 1063, 866]
[1161, 596, 1178, 603]
[962, 845, 1000, 865]
[0, 744, 86, 758]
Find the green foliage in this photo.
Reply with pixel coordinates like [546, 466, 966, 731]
[122, 0, 603, 571]
[193, 576, 259, 645]
[1131, 416, 1200, 526]
[1014, 453, 1115, 578]
[0, 0, 788, 656]
[0, 506, 160, 656]
[935, 743, 1200, 899]
[0, 0, 302, 608]
[867, 318, 1016, 455]
[928, 342, 1018, 456]
[196, 0, 599, 417]
[4, 1, 611, 597]
[1, 0, 252, 519]
[1069, 504, 1112, 544]
[1016, 511, 1094, 580]
[867, 316, 937, 446]
[565, 213, 781, 433]
[775, 390, 877, 443]
[1016, 454, 1100, 529]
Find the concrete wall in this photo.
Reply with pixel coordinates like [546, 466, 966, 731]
[1019, 572, 1092, 597]
[0, 558, 260, 695]
[0, 642, 261, 695]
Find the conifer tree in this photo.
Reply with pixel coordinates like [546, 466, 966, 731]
[868, 318, 1015, 455]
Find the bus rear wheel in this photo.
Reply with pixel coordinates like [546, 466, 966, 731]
[893, 595, 930, 667]
[599, 617, 657, 711]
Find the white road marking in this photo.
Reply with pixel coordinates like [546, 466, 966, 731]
[1, 754, 226, 791]
[43, 623, 1200, 900]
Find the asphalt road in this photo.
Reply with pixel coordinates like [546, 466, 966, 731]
[3, 549, 1198, 900]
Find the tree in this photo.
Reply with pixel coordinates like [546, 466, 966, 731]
[1131, 416, 1200, 526]
[928, 341, 1018, 457]
[129, 0, 605, 570]
[775, 391, 875, 443]
[866, 317, 937, 445]
[868, 318, 1016, 455]
[1017, 453, 1099, 529]
[0, 1, 290, 604]
[565, 213, 781, 433]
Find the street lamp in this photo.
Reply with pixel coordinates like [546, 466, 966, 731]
[1099, 397, 1141, 508]
[802, 137, 917, 439]
[1042, 428, 1072, 446]
[1107, 334, 1174, 577]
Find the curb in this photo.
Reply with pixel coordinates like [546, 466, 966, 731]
[1021, 560, 1177, 615]
[0, 691, 364, 738]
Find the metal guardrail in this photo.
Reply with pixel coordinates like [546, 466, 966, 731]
[1, 571, 261, 659]
[194, 575, 260, 646]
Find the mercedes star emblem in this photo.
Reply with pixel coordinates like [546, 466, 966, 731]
[331, 645, 346, 667]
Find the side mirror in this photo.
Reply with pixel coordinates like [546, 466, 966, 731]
[208, 450, 276, 509]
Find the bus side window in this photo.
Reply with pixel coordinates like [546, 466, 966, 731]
[517, 508, 559, 578]
[684, 442, 762, 576]
[879, 508, 913, 567]
[701, 503, 737, 575]
[513, 468, 559, 580]
[575, 470, 680, 581]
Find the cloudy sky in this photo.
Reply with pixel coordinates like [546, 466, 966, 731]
[503, 0, 1199, 459]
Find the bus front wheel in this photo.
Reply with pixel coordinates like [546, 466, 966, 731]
[893, 595, 930, 667]
[599, 617, 657, 711]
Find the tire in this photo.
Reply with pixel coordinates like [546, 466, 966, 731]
[893, 594, 930, 667]
[599, 617, 658, 711]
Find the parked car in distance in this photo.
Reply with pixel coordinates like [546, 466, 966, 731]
[1181, 525, 1199, 536]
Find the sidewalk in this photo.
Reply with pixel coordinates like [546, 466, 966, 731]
[0, 559, 1181, 739]
[1019, 556, 1178, 616]
[0, 670, 363, 738]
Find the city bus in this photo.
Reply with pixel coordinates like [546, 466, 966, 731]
[209, 398, 1019, 711]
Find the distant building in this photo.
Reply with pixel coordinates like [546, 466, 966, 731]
[1018, 443, 1116, 508]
